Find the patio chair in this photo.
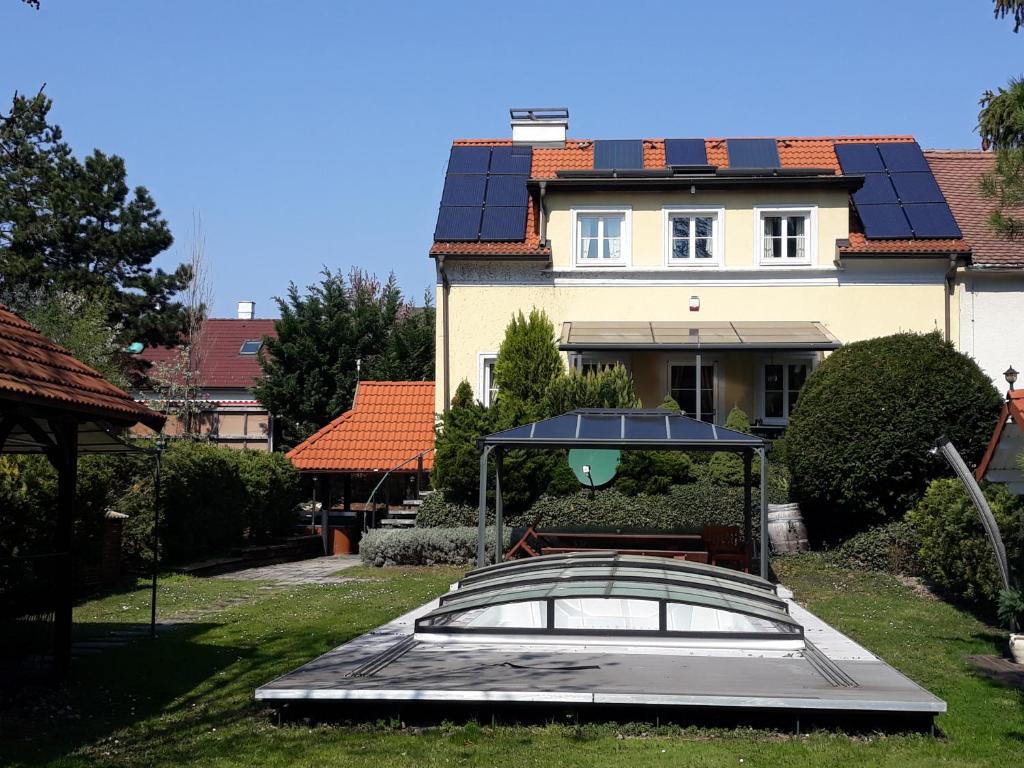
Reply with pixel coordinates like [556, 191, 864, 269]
[702, 525, 750, 572]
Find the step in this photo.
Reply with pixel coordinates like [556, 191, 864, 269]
[379, 519, 416, 528]
[400, 499, 423, 508]
[417, 490, 436, 500]
[388, 510, 419, 519]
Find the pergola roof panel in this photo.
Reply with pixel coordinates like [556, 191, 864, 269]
[560, 320, 840, 351]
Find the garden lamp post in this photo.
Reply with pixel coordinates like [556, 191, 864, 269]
[1004, 365, 1018, 397]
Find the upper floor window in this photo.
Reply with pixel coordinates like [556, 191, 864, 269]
[572, 207, 631, 267]
[664, 207, 724, 266]
[756, 206, 815, 266]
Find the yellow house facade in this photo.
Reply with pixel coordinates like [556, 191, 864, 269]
[431, 110, 970, 432]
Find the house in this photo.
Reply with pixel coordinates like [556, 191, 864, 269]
[133, 301, 278, 450]
[430, 108, 970, 430]
[926, 150, 1024, 388]
[975, 388, 1024, 494]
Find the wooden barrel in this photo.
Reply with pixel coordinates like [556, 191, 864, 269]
[767, 503, 809, 554]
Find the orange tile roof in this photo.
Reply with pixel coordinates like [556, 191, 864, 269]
[286, 381, 435, 473]
[975, 389, 1024, 481]
[433, 136, 968, 258]
[925, 150, 1024, 268]
[0, 304, 165, 430]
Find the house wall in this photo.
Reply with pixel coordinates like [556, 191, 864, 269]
[436, 257, 955, 415]
[958, 270, 1024, 390]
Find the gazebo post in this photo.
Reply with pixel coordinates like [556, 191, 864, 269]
[476, 445, 492, 566]
[52, 418, 78, 678]
[743, 451, 753, 562]
[759, 446, 769, 580]
[494, 448, 504, 565]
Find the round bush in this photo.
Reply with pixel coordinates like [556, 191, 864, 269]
[786, 332, 1000, 540]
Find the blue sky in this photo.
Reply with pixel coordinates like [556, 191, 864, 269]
[1, 1, 1020, 317]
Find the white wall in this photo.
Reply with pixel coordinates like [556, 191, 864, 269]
[959, 271, 1024, 389]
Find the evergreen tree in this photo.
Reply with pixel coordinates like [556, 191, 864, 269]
[492, 308, 563, 420]
[0, 92, 188, 347]
[979, 78, 1024, 240]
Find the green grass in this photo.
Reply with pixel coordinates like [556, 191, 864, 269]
[1, 556, 1022, 767]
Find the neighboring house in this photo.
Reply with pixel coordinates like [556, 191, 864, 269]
[926, 150, 1024, 388]
[430, 108, 970, 431]
[133, 302, 277, 450]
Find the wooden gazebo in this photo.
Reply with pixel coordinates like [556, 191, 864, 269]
[0, 304, 165, 675]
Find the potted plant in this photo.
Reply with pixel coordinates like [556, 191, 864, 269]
[998, 587, 1024, 664]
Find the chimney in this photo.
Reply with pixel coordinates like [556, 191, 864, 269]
[510, 107, 568, 147]
[237, 300, 255, 320]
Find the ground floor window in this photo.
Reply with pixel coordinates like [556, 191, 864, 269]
[479, 354, 498, 407]
[669, 362, 716, 422]
[571, 352, 630, 376]
[760, 359, 811, 423]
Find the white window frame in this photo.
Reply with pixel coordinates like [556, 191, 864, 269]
[477, 352, 499, 407]
[571, 206, 632, 268]
[756, 354, 818, 425]
[754, 205, 817, 267]
[662, 205, 725, 267]
[569, 352, 632, 375]
[666, 359, 720, 423]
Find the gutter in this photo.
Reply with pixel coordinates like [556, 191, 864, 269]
[437, 256, 451, 412]
[943, 254, 962, 344]
[530, 174, 864, 193]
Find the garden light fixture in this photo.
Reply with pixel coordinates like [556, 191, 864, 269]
[1004, 365, 1018, 392]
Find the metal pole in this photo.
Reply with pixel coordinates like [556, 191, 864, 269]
[476, 446, 491, 567]
[759, 446, 769, 580]
[694, 353, 702, 421]
[495, 449, 504, 565]
[743, 451, 753, 563]
[52, 419, 77, 678]
[150, 440, 163, 639]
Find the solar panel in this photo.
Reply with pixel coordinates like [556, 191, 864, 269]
[834, 143, 884, 173]
[532, 413, 580, 440]
[480, 206, 527, 241]
[623, 416, 667, 441]
[726, 139, 779, 168]
[856, 204, 913, 238]
[876, 142, 929, 173]
[665, 138, 708, 166]
[577, 414, 622, 440]
[441, 174, 487, 206]
[593, 140, 644, 169]
[853, 173, 898, 205]
[447, 146, 491, 174]
[484, 174, 529, 206]
[667, 417, 717, 442]
[489, 146, 533, 174]
[890, 172, 944, 204]
[434, 206, 482, 240]
[903, 202, 962, 238]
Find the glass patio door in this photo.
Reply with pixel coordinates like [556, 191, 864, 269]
[669, 362, 716, 422]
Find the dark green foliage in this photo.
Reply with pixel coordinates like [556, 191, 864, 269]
[540, 365, 640, 415]
[907, 478, 1024, 609]
[235, 451, 302, 542]
[997, 587, 1024, 629]
[0, 92, 187, 348]
[359, 527, 507, 567]
[830, 520, 922, 576]
[254, 269, 433, 446]
[993, 1, 1024, 33]
[431, 381, 499, 506]
[615, 399, 693, 495]
[786, 333, 1001, 540]
[492, 308, 562, 420]
[706, 407, 754, 486]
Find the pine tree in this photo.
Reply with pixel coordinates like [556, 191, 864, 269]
[492, 308, 563, 420]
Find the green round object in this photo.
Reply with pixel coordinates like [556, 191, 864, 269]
[568, 449, 620, 488]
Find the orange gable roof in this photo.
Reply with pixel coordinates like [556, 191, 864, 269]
[0, 304, 164, 430]
[432, 136, 969, 259]
[975, 389, 1024, 481]
[286, 381, 435, 473]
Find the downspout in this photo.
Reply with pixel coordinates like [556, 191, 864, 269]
[538, 181, 548, 246]
[943, 254, 958, 344]
[438, 256, 451, 411]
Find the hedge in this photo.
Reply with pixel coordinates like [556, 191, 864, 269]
[360, 526, 510, 567]
[906, 478, 1024, 608]
[786, 332, 1000, 540]
[829, 520, 921, 576]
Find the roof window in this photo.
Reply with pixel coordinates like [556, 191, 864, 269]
[239, 340, 263, 355]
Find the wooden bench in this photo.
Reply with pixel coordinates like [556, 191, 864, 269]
[541, 546, 708, 562]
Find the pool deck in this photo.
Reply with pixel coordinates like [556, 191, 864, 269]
[255, 584, 945, 722]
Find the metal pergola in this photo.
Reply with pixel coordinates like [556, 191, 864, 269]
[474, 408, 771, 578]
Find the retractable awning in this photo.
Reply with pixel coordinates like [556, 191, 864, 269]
[559, 321, 840, 351]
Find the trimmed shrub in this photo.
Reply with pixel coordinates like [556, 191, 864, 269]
[787, 332, 1001, 540]
[235, 450, 301, 542]
[359, 526, 509, 567]
[907, 478, 1024, 607]
[417, 490, 479, 528]
[830, 520, 921, 575]
[706, 407, 755, 486]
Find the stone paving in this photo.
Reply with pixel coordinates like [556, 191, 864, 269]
[212, 555, 361, 585]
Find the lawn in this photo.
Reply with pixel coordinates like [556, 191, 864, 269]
[1, 558, 1021, 767]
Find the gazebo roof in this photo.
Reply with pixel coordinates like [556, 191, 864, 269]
[287, 381, 436, 473]
[479, 408, 765, 451]
[0, 304, 165, 451]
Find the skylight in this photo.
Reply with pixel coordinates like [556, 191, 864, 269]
[239, 340, 263, 355]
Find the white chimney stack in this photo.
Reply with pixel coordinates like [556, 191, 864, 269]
[237, 300, 255, 320]
[510, 107, 568, 147]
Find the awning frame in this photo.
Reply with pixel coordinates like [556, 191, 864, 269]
[558, 320, 841, 352]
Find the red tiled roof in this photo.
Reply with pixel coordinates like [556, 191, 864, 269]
[0, 304, 164, 430]
[286, 381, 436, 473]
[137, 318, 277, 389]
[433, 136, 969, 258]
[925, 150, 1024, 268]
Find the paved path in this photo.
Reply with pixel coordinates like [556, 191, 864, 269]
[212, 555, 361, 585]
